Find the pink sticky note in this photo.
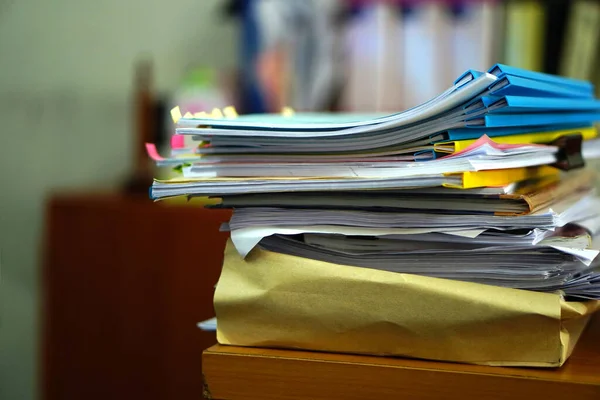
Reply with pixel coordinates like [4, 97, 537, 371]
[171, 135, 185, 149]
[145, 143, 165, 161]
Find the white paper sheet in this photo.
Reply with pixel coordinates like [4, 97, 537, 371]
[230, 225, 486, 258]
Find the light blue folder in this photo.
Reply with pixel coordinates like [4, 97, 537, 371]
[453, 69, 484, 85]
[463, 96, 502, 113]
[438, 124, 589, 142]
[468, 112, 600, 128]
[481, 96, 502, 107]
[485, 96, 600, 114]
[489, 75, 594, 99]
[487, 64, 594, 94]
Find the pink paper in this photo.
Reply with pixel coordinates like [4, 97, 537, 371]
[145, 143, 165, 161]
[171, 135, 185, 149]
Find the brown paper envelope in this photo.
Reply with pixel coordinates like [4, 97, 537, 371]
[560, 300, 600, 362]
[215, 241, 599, 367]
[496, 169, 595, 216]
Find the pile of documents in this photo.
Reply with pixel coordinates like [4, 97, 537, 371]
[149, 64, 600, 300]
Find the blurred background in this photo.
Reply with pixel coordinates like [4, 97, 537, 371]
[1, 0, 600, 399]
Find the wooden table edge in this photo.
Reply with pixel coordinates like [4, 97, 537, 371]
[203, 344, 600, 386]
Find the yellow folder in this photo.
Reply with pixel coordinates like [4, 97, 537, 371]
[434, 126, 597, 154]
[444, 165, 560, 189]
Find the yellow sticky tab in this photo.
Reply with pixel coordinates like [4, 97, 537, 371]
[183, 112, 193, 118]
[211, 108, 224, 119]
[281, 106, 295, 117]
[194, 111, 209, 118]
[170, 106, 182, 123]
[223, 106, 238, 118]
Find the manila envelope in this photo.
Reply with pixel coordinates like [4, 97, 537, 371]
[214, 241, 600, 367]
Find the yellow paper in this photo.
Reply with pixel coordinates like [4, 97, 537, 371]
[223, 106, 239, 119]
[281, 106, 295, 117]
[211, 108, 224, 119]
[214, 241, 599, 367]
[170, 106, 182, 123]
[157, 195, 222, 206]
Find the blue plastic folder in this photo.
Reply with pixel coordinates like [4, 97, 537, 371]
[489, 75, 594, 99]
[463, 96, 503, 113]
[453, 69, 484, 86]
[488, 64, 594, 94]
[468, 112, 600, 128]
[485, 96, 600, 114]
[439, 124, 589, 142]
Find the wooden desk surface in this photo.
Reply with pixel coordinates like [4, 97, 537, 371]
[203, 312, 600, 400]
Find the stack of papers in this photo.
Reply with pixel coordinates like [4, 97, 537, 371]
[149, 64, 600, 300]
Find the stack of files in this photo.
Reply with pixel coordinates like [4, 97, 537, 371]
[148, 64, 600, 300]
[222, 180, 600, 300]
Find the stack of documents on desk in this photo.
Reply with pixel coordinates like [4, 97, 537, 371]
[149, 64, 600, 300]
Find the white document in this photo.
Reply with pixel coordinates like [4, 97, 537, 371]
[258, 233, 600, 291]
[230, 225, 485, 258]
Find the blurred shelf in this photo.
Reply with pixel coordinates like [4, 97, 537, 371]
[42, 193, 230, 400]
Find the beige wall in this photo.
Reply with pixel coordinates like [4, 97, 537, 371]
[0, 1, 237, 398]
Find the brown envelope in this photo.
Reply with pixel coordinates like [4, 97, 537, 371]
[496, 168, 595, 216]
[214, 241, 600, 367]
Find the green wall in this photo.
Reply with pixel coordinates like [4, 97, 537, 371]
[0, 1, 237, 398]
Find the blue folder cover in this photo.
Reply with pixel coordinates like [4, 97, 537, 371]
[439, 124, 589, 142]
[469, 112, 600, 128]
[487, 64, 594, 94]
[481, 96, 502, 107]
[485, 96, 600, 114]
[453, 69, 484, 86]
[489, 75, 594, 99]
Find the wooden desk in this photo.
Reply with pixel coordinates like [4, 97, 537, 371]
[203, 312, 600, 399]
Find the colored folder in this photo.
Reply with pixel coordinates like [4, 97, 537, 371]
[444, 165, 560, 189]
[453, 69, 484, 85]
[468, 112, 600, 128]
[440, 124, 591, 142]
[435, 126, 598, 153]
[488, 63, 594, 94]
[489, 75, 594, 98]
[485, 95, 600, 113]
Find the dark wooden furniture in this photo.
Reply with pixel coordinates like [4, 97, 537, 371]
[42, 193, 230, 400]
[203, 312, 600, 400]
